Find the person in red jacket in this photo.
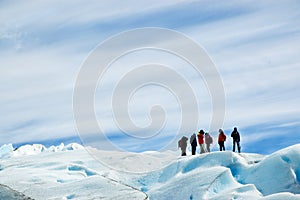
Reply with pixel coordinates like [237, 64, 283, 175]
[218, 129, 226, 151]
[197, 130, 206, 154]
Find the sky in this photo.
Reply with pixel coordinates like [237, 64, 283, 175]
[0, 0, 300, 154]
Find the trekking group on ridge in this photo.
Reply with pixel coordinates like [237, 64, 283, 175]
[178, 127, 241, 156]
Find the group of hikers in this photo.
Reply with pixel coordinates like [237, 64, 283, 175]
[178, 127, 241, 156]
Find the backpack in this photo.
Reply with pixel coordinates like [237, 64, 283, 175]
[190, 135, 195, 144]
[178, 140, 182, 148]
[208, 136, 213, 144]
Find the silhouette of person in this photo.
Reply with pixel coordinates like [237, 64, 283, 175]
[231, 127, 241, 153]
[205, 132, 213, 152]
[178, 136, 188, 156]
[190, 133, 197, 155]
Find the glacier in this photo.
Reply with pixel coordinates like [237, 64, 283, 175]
[1, 143, 300, 199]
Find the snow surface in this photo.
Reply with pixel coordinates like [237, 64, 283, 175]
[0, 184, 32, 200]
[1, 143, 300, 199]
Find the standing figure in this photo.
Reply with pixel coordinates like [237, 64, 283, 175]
[178, 136, 188, 156]
[197, 130, 206, 154]
[205, 132, 213, 152]
[218, 129, 226, 151]
[190, 133, 198, 155]
[231, 127, 241, 153]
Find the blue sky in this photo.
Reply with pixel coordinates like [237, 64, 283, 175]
[1, 0, 300, 154]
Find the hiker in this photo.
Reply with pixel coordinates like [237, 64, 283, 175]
[205, 132, 213, 152]
[190, 133, 197, 155]
[197, 130, 206, 154]
[231, 127, 241, 153]
[218, 129, 226, 151]
[178, 136, 188, 156]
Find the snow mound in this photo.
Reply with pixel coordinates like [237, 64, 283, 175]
[87, 147, 177, 173]
[63, 143, 84, 151]
[0, 144, 14, 159]
[0, 147, 147, 200]
[13, 144, 47, 156]
[241, 144, 300, 195]
[0, 184, 32, 200]
[136, 152, 262, 199]
[0, 143, 84, 158]
[134, 145, 300, 199]
[48, 143, 84, 152]
[1, 143, 300, 199]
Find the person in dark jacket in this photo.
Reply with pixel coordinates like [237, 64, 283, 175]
[205, 132, 213, 152]
[178, 136, 188, 156]
[231, 127, 241, 153]
[218, 129, 226, 151]
[190, 133, 197, 155]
